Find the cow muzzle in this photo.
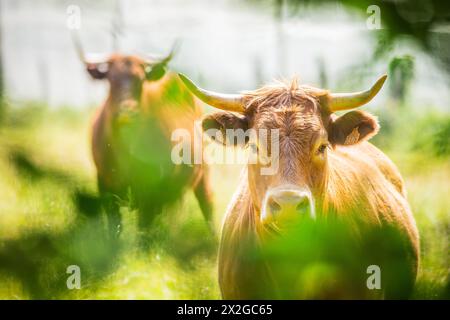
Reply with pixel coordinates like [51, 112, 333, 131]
[261, 185, 315, 224]
[117, 99, 139, 124]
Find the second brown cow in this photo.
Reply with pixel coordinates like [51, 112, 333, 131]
[78, 49, 214, 239]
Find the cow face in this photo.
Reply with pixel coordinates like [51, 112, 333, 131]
[246, 90, 328, 224]
[87, 55, 169, 115]
[179, 74, 385, 227]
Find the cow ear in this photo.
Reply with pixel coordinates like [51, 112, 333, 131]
[329, 110, 379, 146]
[202, 112, 249, 146]
[145, 63, 167, 82]
[86, 63, 109, 80]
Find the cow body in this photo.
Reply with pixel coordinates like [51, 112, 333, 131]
[89, 56, 213, 237]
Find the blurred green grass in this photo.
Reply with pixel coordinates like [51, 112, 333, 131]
[0, 103, 448, 299]
[0, 103, 237, 299]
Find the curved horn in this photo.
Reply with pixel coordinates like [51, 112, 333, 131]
[161, 39, 180, 64]
[178, 74, 245, 113]
[71, 31, 109, 64]
[145, 40, 181, 65]
[328, 74, 387, 112]
[71, 31, 86, 63]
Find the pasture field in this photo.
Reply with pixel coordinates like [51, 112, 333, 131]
[0, 103, 448, 299]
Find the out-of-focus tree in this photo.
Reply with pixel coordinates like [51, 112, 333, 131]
[257, 0, 450, 74]
[275, 0, 287, 74]
[253, 55, 265, 86]
[388, 55, 415, 105]
[317, 57, 328, 88]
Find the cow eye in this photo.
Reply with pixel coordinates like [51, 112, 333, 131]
[317, 143, 328, 154]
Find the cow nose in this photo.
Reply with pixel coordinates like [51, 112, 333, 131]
[269, 190, 310, 215]
[119, 99, 138, 111]
[117, 100, 139, 124]
[261, 188, 314, 223]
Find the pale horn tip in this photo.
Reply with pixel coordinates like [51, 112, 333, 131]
[328, 74, 388, 112]
[178, 73, 191, 87]
[373, 74, 388, 94]
[178, 73, 198, 95]
[367, 74, 388, 102]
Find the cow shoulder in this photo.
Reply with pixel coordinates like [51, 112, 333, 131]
[359, 142, 406, 197]
[335, 141, 406, 197]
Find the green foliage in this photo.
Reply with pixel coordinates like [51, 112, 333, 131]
[432, 120, 450, 156]
[409, 113, 450, 157]
[253, 217, 415, 299]
[388, 55, 415, 104]
[373, 107, 450, 159]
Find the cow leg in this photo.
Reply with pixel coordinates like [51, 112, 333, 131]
[136, 200, 163, 248]
[103, 192, 122, 239]
[98, 177, 122, 240]
[193, 168, 215, 236]
[137, 204, 160, 231]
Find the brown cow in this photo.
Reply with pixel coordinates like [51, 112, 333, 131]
[75, 42, 214, 239]
[179, 74, 420, 299]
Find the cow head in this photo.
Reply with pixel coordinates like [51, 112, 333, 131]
[179, 74, 386, 228]
[72, 33, 175, 116]
[86, 55, 173, 112]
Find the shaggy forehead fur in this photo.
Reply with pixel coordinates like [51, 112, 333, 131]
[243, 78, 329, 148]
[108, 54, 145, 66]
[243, 78, 329, 114]
[107, 55, 146, 78]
